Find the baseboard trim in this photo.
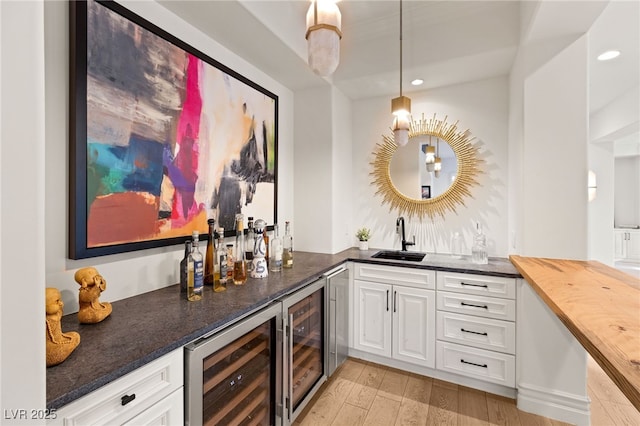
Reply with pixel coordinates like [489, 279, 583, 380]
[517, 382, 590, 426]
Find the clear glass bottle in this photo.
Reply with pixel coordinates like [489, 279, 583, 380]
[245, 216, 255, 275]
[226, 243, 234, 284]
[180, 240, 192, 293]
[205, 219, 216, 286]
[283, 221, 293, 269]
[214, 227, 227, 292]
[233, 214, 247, 285]
[188, 231, 204, 300]
[471, 223, 488, 265]
[270, 223, 283, 272]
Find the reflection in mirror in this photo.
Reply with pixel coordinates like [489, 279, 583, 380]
[371, 114, 482, 220]
[389, 135, 458, 199]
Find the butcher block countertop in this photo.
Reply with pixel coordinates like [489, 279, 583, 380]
[509, 256, 640, 411]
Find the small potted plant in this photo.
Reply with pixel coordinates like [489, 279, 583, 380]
[355, 227, 371, 251]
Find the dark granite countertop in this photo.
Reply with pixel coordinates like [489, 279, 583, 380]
[46, 248, 520, 409]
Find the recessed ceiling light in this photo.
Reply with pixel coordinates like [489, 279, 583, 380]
[597, 50, 621, 61]
[411, 79, 424, 86]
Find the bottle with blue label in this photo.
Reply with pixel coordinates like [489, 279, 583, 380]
[188, 231, 204, 301]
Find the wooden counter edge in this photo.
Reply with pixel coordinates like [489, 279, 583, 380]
[509, 255, 640, 411]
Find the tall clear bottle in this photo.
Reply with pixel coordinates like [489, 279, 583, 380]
[214, 227, 227, 292]
[269, 223, 283, 272]
[471, 223, 488, 265]
[245, 217, 255, 275]
[283, 221, 293, 269]
[226, 244, 234, 284]
[180, 240, 192, 293]
[204, 219, 216, 286]
[188, 231, 204, 301]
[233, 214, 247, 285]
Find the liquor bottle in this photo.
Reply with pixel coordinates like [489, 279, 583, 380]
[226, 243, 234, 284]
[251, 219, 268, 278]
[269, 223, 283, 272]
[263, 226, 270, 267]
[180, 240, 192, 293]
[188, 231, 204, 301]
[471, 223, 488, 265]
[204, 219, 216, 286]
[214, 227, 227, 292]
[283, 221, 294, 269]
[245, 216, 255, 275]
[233, 214, 247, 285]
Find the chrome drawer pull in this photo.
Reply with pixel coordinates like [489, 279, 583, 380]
[461, 328, 488, 336]
[121, 393, 136, 406]
[461, 282, 488, 288]
[460, 302, 488, 309]
[461, 359, 488, 368]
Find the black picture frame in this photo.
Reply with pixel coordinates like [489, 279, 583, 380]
[69, 0, 278, 259]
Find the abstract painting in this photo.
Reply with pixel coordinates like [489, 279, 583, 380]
[70, 0, 278, 259]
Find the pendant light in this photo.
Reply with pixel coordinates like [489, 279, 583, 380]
[434, 138, 442, 178]
[392, 0, 411, 146]
[306, 0, 342, 77]
[426, 135, 436, 171]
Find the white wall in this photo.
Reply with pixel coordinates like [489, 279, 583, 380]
[614, 155, 640, 227]
[1, 0, 47, 420]
[43, 1, 294, 314]
[521, 35, 589, 259]
[352, 76, 510, 256]
[588, 142, 615, 264]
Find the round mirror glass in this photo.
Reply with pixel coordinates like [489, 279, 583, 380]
[389, 135, 458, 200]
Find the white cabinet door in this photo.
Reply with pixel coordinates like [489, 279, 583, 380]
[392, 286, 435, 368]
[626, 231, 640, 261]
[354, 280, 392, 357]
[614, 230, 627, 260]
[122, 387, 183, 426]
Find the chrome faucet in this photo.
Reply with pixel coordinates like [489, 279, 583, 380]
[396, 216, 415, 251]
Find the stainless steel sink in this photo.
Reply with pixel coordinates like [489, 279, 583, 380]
[371, 250, 426, 262]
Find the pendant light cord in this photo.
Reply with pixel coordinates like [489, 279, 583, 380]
[399, 0, 403, 96]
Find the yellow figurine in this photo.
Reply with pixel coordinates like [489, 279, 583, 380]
[46, 288, 80, 367]
[75, 267, 112, 324]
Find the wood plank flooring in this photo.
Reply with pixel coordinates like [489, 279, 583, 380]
[294, 356, 640, 426]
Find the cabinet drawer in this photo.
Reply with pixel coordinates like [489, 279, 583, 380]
[437, 311, 515, 354]
[51, 349, 183, 426]
[436, 271, 516, 299]
[355, 264, 435, 290]
[437, 291, 515, 321]
[436, 341, 515, 387]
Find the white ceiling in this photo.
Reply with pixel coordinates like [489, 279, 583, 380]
[158, 0, 638, 116]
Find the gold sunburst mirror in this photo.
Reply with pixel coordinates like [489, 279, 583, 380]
[370, 114, 482, 220]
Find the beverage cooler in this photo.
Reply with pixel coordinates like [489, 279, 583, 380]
[281, 278, 326, 424]
[185, 303, 283, 426]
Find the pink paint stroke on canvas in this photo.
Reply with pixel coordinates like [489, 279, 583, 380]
[172, 54, 204, 227]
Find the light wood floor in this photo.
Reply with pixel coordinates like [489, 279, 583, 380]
[294, 356, 640, 426]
